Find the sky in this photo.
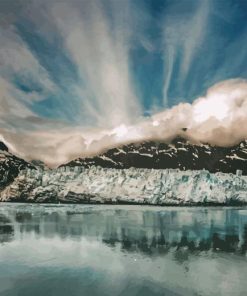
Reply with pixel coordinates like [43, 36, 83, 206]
[1, 0, 247, 166]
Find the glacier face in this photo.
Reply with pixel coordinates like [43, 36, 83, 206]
[0, 166, 247, 205]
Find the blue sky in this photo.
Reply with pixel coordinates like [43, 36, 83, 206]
[1, 0, 247, 127]
[1, 0, 247, 164]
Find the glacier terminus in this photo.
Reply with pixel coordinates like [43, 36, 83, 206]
[1, 165, 246, 205]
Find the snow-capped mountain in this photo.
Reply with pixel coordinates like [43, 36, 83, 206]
[64, 137, 247, 175]
[1, 138, 247, 205]
[0, 141, 35, 189]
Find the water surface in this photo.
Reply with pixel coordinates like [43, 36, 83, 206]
[0, 203, 247, 296]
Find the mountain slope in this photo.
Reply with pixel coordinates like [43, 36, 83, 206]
[0, 142, 35, 189]
[64, 137, 247, 175]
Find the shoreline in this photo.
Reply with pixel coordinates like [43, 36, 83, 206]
[1, 200, 247, 207]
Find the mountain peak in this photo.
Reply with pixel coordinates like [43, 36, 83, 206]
[0, 141, 9, 152]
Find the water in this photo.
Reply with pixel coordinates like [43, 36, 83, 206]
[0, 203, 247, 296]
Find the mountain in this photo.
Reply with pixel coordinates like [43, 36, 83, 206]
[64, 137, 247, 175]
[0, 141, 35, 189]
[30, 159, 47, 170]
[1, 137, 247, 205]
[0, 141, 8, 152]
[1, 135, 247, 196]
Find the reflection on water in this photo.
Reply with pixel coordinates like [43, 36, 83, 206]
[0, 204, 247, 296]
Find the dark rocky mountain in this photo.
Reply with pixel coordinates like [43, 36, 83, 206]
[30, 159, 47, 169]
[0, 141, 8, 152]
[64, 137, 247, 175]
[0, 142, 35, 189]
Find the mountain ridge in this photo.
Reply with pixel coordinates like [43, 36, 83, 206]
[62, 137, 247, 175]
[1, 137, 247, 177]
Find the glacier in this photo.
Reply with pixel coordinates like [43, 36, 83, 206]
[0, 166, 246, 205]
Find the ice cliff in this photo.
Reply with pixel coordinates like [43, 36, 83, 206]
[1, 166, 246, 205]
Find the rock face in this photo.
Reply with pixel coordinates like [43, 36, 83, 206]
[0, 142, 8, 152]
[0, 142, 35, 190]
[64, 137, 247, 175]
[1, 166, 246, 205]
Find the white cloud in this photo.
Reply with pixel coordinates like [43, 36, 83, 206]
[0, 77, 34, 119]
[0, 26, 55, 96]
[47, 0, 142, 128]
[162, 0, 210, 104]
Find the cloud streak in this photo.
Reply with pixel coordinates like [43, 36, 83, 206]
[24, 0, 144, 128]
[162, 0, 210, 105]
